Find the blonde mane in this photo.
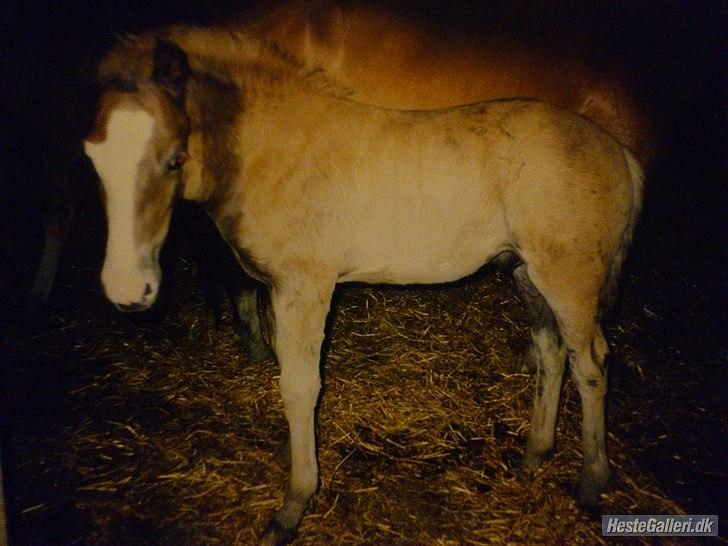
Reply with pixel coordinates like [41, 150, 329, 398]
[98, 25, 353, 99]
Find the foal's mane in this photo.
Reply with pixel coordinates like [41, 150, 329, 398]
[98, 25, 352, 99]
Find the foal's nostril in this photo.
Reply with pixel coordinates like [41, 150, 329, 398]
[143, 283, 153, 297]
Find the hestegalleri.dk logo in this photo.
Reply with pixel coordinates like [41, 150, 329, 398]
[602, 515, 718, 536]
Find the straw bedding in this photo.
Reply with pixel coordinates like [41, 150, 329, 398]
[6, 196, 724, 545]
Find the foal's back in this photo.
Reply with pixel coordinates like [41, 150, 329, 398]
[239, 94, 637, 286]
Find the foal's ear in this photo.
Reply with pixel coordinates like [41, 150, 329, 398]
[152, 39, 191, 97]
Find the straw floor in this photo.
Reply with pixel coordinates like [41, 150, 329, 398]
[3, 183, 725, 545]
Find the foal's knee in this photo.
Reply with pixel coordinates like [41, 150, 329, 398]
[280, 374, 321, 412]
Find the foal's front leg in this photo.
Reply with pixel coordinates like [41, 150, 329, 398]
[261, 276, 335, 545]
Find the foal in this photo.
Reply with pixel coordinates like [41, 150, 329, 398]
[84, 29, 643, 543]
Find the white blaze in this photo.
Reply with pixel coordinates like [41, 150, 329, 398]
[84, 108, 157, 306]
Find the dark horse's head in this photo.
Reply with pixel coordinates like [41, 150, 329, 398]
[85, 39, 192, 312]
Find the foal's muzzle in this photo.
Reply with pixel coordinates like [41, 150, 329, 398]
[114, 282, 155, 313]
[103, 274, 159, 313]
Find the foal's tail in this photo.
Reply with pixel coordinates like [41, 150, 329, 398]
[600, 149, 645, 314]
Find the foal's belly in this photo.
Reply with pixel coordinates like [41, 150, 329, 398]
[339, 254, 496, 285]
[337, 219, 508, 285]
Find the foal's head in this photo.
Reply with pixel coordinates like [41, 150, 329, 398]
[85, 40, 192, 311]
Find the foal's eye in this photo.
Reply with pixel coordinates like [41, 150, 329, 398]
[166, 151, 188, 172]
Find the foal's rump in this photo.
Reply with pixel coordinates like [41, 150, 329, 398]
[499, 101, 639, 265]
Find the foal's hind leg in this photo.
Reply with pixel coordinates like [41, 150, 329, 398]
[567, 322, 611, 508]
[513, 264, 567, 470]
[524, 264, 611, 508]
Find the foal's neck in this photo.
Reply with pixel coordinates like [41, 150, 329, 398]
[182, 61, 343, 206]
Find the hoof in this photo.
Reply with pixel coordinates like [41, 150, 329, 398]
[520, 448, 553, 472]
[577, 468, 612, 511]
[260, 519, 297, 546]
